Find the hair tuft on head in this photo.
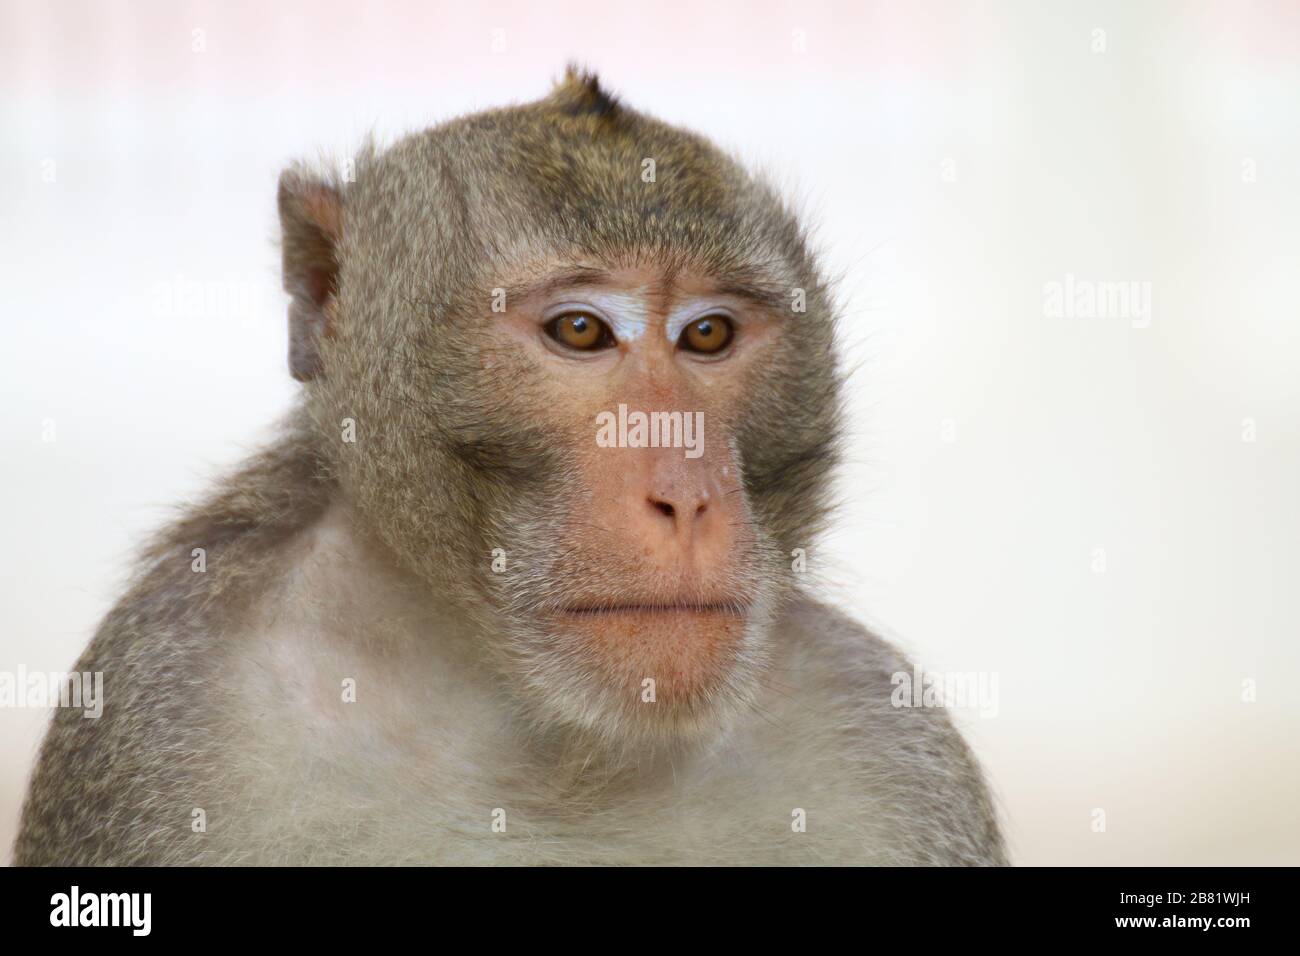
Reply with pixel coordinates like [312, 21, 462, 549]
[553, 62, 622, 118]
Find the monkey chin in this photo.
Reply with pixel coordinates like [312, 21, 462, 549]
[511, 596, 778, 755]
[569, 602, 750, 700]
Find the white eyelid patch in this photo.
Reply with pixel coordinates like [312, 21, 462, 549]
[582, 292, 650, 341]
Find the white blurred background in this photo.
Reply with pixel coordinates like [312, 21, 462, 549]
[2, 0, 1298, 865]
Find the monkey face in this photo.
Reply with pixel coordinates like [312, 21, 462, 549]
[475, 265, 788, 744]
[285, 73, 843, 750]
[317, 254, 834, 749]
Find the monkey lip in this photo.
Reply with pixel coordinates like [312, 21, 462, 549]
[560, 601, 748, 618]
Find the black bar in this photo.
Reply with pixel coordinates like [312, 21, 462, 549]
[0, 866, 1281, 941]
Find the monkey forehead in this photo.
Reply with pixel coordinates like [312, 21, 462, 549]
[345, 80, 819, 301]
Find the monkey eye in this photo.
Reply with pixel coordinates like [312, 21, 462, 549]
[678, 314, 734, 355]
[545, 311, 616, 351]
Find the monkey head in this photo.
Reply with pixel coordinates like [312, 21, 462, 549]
[277, 68, 842, 752]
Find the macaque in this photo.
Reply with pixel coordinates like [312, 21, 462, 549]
[15, 68, 1005, 865]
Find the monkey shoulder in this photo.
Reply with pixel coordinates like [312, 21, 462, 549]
[751, 597, 1007, 865]
[13, 579, 233, 865]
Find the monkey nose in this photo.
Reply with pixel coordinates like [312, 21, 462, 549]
[645, 487, 710, 542]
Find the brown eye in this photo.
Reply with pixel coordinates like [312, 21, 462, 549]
[546, 312, 614, 351]
[680, 314, 734, 355]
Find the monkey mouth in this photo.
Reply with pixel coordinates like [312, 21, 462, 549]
[560, 601, 748, 618]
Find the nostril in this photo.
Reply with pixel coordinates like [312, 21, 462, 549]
[650, 499, 675, 519]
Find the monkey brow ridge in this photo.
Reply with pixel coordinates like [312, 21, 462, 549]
[504, 264, 787, 313]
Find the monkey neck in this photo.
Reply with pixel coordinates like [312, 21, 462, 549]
[270, 495, 487, 667]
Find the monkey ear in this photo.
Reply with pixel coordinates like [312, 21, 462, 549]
[278, 169, 342, 382]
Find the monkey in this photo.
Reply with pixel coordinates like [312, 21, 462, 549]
[14, 67, 1006, 866]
